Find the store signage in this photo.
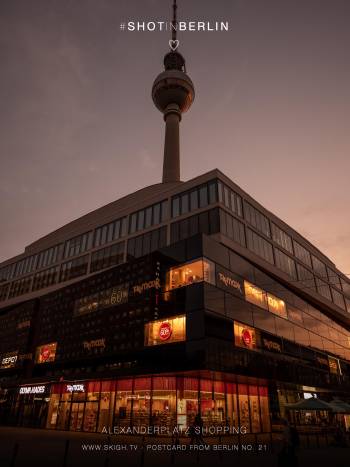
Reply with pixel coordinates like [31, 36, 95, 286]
[217, 267, 243, 296]
[66, 384, 85, 392]
[267, 293, 287, 318]
[328, 356, 341, 375]
[144, 315, 186, 347]
[159, 322, 172, 341]
[35, 343, 57, 364]
[18, 353, 33, 361]
[74, 284, 129, 317]
[262, 336, 282, 353]
[244, 281, 268, 309]
[133, 278, 161, 295]
[110, 287, 129, 305]
[234, 322, 257, 350]
[241, 329, 252, 346]
[83, 338, 106, 350]
[19, 385, 46, 395]
[1, 355, 18, 368]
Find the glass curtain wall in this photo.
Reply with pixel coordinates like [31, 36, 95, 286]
[46, 376, 271, 434]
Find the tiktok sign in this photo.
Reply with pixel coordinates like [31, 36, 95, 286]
[158, 322, 172, 341]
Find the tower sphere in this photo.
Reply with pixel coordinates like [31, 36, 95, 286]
[152, 52, 195, 114]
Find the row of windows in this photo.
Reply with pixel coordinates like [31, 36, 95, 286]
[37, 245, 62, 270]
[312, 255, 328, 279]
[219, 210, 246, 247]
[127, 227, 167, 259]
[129, 201, 167, 235]
[60, 256, 89, 283]
[170, 208, 220, 244]
[244, 202, 271, 238]
[296, 264, 316, 292]
[172, 181, 217, 218]
[32, 266, 59, 292]
[293, 241, 312, 268]
[8, 276, 32, 299]
[63, 232, 93, 260]
[0, 284, 9, 301]
[94, 217, 127, 248]
[218, 211, 349, 312]
[218, 181, 243, 218]
[271, 223, 293, 254]
[246, 228, 274, 265]
[90, 242, 125, 273]
[244, 281, 350, 359]
[274, 249, 297, 281]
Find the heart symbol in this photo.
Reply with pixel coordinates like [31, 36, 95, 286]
[169, 39, 179, 51]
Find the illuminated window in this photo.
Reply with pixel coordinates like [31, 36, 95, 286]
[244, 281, 268, 310]
[266, 292, 287, 319]
[144, 315, 186, 346]
[166, 258, 215, 291]
[234, 322, 258, 350]
[35, 342, 57, 364]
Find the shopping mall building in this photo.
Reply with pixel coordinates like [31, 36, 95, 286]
[1, 7, 350, 436]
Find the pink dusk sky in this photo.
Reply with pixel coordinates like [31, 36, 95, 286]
[0, 0, 349, 275]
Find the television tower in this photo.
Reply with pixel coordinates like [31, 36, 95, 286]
[152, 0, 195, 183]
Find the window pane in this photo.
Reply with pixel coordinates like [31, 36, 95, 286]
[137, 210, 145, 231]
[181, 193, 189, 215]
[190, 190, 198, 211]
[129, 213, 137, 234]
[172, 197, 180, 218]
[161, 200, 168, 222]
[199, 185, 208, 208]
[145, 207, 152, 228]
[153, 204, 161, 225]
[208, 181, 217, 204]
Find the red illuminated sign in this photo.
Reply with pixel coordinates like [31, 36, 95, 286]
[241, 329, 252, 346]
[159, 322, 172, 341]
[40, 346, 51, 362]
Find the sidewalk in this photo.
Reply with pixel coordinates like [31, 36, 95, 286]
[0, 426, 349, 467]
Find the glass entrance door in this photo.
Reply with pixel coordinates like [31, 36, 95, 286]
[69, 402, 84, 431]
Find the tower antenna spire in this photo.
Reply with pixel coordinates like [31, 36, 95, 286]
[172, 0, 177, 42]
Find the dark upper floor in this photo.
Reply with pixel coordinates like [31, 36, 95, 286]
[0, 170, 349, 330]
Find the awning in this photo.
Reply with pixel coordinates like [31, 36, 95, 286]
[327, 399, 350, 414]
[285, 397, 333, 411]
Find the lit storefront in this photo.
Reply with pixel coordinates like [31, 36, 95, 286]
[15, 384, 51, 428]
[44, 374, 271, 434]
[144, 316, 186, 346]
[166, 258, 215, 290]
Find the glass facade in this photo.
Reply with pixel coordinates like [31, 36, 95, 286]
[246, 229, 274, 264]
[43, 375, 271, 434]
[90, 242, 124, 273]
[129, 201, 167, 234]
[144, 316, 186, 346]
[59, 255, 89, 282]
[127, 226, 167, 259]
[63, 232, 94, 260]
[166, 258, 215, 290]
[171, 180, 217, 218]
[94, 217, 127, 248]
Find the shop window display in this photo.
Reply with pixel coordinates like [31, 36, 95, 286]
[44, 375, 271, 434]
[151, 377, 176, 428]
[144, 315, 186, 347]
[166, 258, 215, 290]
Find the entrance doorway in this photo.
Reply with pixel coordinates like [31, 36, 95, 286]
[69, 402, 84, 431]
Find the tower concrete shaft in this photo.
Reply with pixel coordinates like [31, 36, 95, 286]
[162, 104, 181, 183]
